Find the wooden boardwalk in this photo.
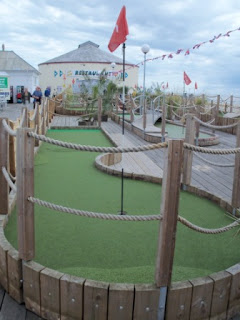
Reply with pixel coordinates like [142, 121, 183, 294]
[101, 120, 236, 203]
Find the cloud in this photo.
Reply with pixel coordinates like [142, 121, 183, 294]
[1, 0, 240, 96]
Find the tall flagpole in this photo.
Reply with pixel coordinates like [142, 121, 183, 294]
[120, 42, 126, 215]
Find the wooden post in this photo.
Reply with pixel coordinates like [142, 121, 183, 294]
[161, 98, 166, 142]
[0, 118, 9, 214]
[232, 122, 240, 211]
[216, 94, 220, 123]
[210, 100, 216, 134]
[98, 97, 102, 127]
[201, 94, 205, 110]
[195, 105, 200, 146]
[46, 99, 49, 127]
[21, 107, 28, 128]
[169, 98, 173, 120]
[155, 139, 183, 319]
[130, 95, 134, 123]
[230, 95, 233, 113]
[9, 121, 16, 178]
[182, 114, 195, 186]
[35, 104, 39, 146]
[17, 127, 35, 261]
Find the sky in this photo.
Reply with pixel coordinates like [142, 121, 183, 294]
[1, 0, 240, 97]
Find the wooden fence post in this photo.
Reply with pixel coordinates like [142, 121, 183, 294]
[232, 122, 240, 212]
[216, 95, 220, 123]
[0, 118, 9, 214]
[9, 121, 16, 177]
[161, 98, 166, 142]
[35, 104, 39, 146]
[230, 95, 233, 113]
[21, 107, 28, 128]
[98, 97, 102, 127]
[195, 105, 200, 146]
[210, 100, 216, 134]
[130, 95, 134, 123]
[155, 139, 183, 319]
[182, 114, 195, 187]
[17, 127, 35, 261]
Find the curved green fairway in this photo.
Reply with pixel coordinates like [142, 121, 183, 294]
[4, 129, 240, 283]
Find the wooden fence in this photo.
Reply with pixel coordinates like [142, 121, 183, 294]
[0, 98, 240, 319]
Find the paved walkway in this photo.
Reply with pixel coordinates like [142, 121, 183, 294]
[0, 103, 34, 121]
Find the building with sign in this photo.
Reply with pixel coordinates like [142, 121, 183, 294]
[0, 45, 40, 103]
[38, 41, 138, 94]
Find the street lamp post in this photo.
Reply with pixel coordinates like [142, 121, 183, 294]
[141, 44, 150, 130]
[110, 62, 116, 112]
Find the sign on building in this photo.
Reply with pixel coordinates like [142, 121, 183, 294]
[0, 73, 10, 100]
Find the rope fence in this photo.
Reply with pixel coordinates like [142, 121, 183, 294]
[2, 119, 17, 136]
[193, 152, 235, 167]
[27, 132, 168, 153]
[28, 196, 240, 234]
[193, 116, 239, 129]
[2, 167, 17, 192]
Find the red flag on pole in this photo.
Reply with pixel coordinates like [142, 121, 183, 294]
[195, 82, 198, 90]
[166, 82, 169, 89]
[108, 6, 129, 52]
[184, 71, 191, 85]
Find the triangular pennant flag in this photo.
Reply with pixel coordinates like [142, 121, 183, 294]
[184, 71, 191, 85]
[108, 6, 129, 52]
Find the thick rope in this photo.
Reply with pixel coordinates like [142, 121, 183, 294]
[28, 197, 240, 233]
[194, 152, 235, 167]
[2, 119, 17, 136]
[184, 143, 240, 155]
[178, 215, 240, 234]
[2, 167, 17, 192]
[27, 132, 168, 153]
[28, 197, 162, 221]
[193, 116, 239, 129]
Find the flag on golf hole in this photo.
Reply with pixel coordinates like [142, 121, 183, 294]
[195, 82, 198, 90]
[184, 71, 191, 85]
[108, 6, 129, 52]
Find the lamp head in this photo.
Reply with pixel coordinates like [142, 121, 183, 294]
[141, 44, 150, 54]
[111, 62, 116, 69]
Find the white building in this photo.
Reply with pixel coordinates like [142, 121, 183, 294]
[39, 41, 138, 94]
[0, 45, 40, 103]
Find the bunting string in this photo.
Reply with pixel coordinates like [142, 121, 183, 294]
[116, 26, 240, 74]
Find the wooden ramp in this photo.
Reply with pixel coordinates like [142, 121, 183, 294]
[132, 110, 162, 134]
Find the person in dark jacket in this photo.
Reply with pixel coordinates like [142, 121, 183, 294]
[44, 86, 51, 98]
[32, 86, 42, 109]
[22, 88, 31, 106]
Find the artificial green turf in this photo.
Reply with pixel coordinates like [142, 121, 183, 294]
[4, 129, 240, 283]
[155, 122, 210, 139]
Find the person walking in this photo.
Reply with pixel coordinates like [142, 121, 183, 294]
[32, 86, 42, 109]
[44, 86, 51, 98]
[22, 88, 31, 106]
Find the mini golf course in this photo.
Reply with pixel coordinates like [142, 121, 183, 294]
[4, 129, 240, 283]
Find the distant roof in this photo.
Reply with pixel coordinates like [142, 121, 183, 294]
[39, 41, 134, 66]
[0, 50, 40, 74]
